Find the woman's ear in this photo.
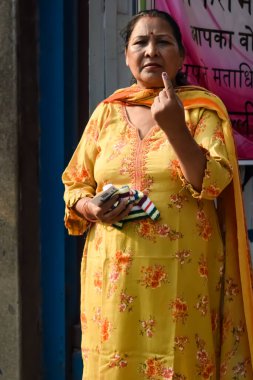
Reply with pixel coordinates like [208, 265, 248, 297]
[125, 48, 129, 67]
[178, 55, 184, 71]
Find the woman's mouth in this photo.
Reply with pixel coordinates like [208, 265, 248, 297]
[142, 63, 162, 72]
[143, 63, 161, 68]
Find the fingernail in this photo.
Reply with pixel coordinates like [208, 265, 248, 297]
[162, 72, 168, 78]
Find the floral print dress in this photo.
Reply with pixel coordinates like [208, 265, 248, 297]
[62, 97, 253, 379]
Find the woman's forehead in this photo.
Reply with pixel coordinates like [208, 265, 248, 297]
[130, 17, 173, 37]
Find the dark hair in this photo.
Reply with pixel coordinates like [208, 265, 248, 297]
[121, 9, 187, 86]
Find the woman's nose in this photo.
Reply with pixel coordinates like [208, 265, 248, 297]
[145, 41, 158, 57]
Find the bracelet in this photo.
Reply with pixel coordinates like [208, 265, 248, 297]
[81, 198, 97, 223]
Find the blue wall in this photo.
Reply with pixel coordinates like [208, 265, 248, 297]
[39, 0, 81, 378]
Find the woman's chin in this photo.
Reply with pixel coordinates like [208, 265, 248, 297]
[136, 72, 167, 89]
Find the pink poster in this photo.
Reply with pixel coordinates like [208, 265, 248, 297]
[155, 0, 253, 159]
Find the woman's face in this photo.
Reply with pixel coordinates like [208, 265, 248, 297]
[125, 17, 184, 88]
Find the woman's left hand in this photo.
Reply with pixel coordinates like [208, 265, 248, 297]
[151, 72, 186, 136]
[151, 72, 206, 192]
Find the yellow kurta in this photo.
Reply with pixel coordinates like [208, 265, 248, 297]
[62, 87, 253, 380]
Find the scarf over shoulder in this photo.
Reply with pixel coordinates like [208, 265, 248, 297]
[104, 84, 253, 362]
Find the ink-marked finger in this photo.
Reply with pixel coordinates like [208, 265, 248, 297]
[162, 72, 174, 97]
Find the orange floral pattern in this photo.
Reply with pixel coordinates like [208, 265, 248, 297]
[118, 119, 154, 192]
[168, 159, 181, 180]
[170, 297, 189, 324]
[195, 335, 215, 379]
[196, 208, 212, 241]
[68, 164, 90, 182]
[139, 265, 169, 289]
[135, 219, 157, 242]
[92, 307, 114, 343]
[174, 249, 191, 265]
[225, 277, 240, 301]
[81, 312, 87, 332]
[203, 167, 211, 179]
[198, 254, 208, 279]
[139, 316, 156, 338]
[108, 352, 128, 368]
[222, 313, 233, 342]
[195, 295, 209, 316]
[93, 269, 102, 292]
[108, 250, 133, 296]
[119, 290, 136, 312]
[106, 141, 127, 162]
[203, 184, 221, 197]
[195, 113, 210, 136]
[94, 229, 103, 251]
[174, 336, 189, 352]
[168, 193, 189, 210]
[81, 347, 89, 362]
[139, 358, 174, 380]
[101, 318, 113, 342]
[232, 358, 251, 379]
[136, 219, 183, 243]
[156, 224, 183, 241]
[220, 320, 251, 378]
[186, 120, 196, 135]
[85, 118, 99, 141]
[212, 123, 225, 144]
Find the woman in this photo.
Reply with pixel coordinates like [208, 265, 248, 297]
[62, 10, 253, 380]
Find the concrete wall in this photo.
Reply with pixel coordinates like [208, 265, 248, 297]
[0, 0, 21, 379]
[89, 0, 134, 112]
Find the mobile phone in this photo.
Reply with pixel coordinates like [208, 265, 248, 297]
[92, 186, 118, 206]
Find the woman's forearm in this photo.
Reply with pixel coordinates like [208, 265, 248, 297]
[165, 125, 206, 192]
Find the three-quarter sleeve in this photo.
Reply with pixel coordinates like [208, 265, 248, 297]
[179, 108, 233, 200]
[62, 103, 108, 235]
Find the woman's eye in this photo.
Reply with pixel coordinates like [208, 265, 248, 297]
[134, 40, 146, 45]
[158, 40, 170, 44]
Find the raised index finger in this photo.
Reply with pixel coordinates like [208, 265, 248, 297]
[162, 72, 174, 97]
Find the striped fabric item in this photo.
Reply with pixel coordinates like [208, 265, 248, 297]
[103, 185, 160, 229]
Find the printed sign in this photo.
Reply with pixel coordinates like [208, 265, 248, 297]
[156, 0, 253, 159]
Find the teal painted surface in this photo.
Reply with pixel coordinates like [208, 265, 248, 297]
[72, 351, 83, 380]
[39, 0, 79, 378]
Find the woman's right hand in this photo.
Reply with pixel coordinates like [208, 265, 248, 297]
[74, 196, 133, 224]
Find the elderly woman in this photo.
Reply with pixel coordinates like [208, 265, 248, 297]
[62, 9, 253, 380]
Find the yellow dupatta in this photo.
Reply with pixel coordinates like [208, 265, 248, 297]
[104, 84, 253, 361]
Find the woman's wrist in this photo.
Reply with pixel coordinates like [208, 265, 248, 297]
[74, 198, 97, 223]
